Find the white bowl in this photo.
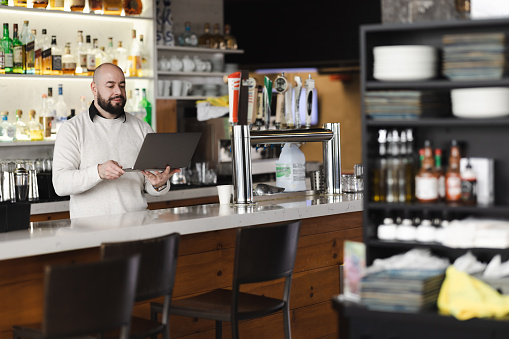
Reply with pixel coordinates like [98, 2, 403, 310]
[374, 67, 437, 81]
[374, 45, 437, 58]
[451, 87, 509, 118]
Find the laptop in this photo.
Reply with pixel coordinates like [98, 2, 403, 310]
[124, 132, 202, 172]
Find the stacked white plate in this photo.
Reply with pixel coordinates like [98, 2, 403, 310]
[373, 45, 438, 81]
[451, 87, 509, 118]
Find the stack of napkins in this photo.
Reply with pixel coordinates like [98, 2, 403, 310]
[364, 90, 450, 120]
[442, 32, 508, 80]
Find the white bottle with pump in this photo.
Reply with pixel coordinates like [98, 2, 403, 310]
[276, 143, 307, 192]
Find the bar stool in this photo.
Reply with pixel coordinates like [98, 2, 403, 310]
[151, 221, 301, 339]
[12, 255, 140, 339]
[101, 233, 180, 339]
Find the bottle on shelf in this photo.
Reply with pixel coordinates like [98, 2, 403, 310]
[397, 130, 407, 203]
[223, 24, 238, 50]
[106, 37, 115, 63]
[140, 88, 151, 126]
[31, 0, 48, 8]
[139, 34, 148, 76]
[114, 40, 128, 74]
[88, 0, 103, 14]
[50, 35, 62, 75]
[404, 128, 415, 202]
[372, 129, 387, 202]
[385, 129, 400, 203]
[62, 42, 76, 75]
[128, 29, 141, 77]
[133, 88, 146, 120]
[69, 0, 85, 12]
[212, 23, 225, 49]
[103, 0, 122, 15]
[198, 23, 213, 48]
[460, 158, 477, 205]
[41, 31, 53, 75]
[178, 22, 198, 47]
[39, 94, 53, 139]
[86, 36, 97, 74]
[95, 45, 108, 68]
[49, 0, 65, 11]
[34, 28, 48, 75]
[14, 0, 27, 7]
[14, 109, 29, 141]
[54, 84, 68, 133]
[68, 109, 75, 119]
[20, 21, 35, 75]
[79, 95, 88, 115]
[124, 89, 134, 113]
[47, 87, 57, 119]
[445, 139, 462, 203]
[28, 109, 44, 141]
[12, 23, 24, 74]
[434, 148, 445, 201]
[123, 0, 142, 15]
[0, 111, 16, 142]
[75, 31, 88, 76]
[1, 23, 14, 75]
[415, 140, 438, 203]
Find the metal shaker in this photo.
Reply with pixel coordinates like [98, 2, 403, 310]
[1, 170, 15, 202]
[28, 168, 39, 202]
[14, 167, 29, 202]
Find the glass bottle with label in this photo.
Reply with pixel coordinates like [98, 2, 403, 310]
[123, 0, 142, 15]
[460, 158, 477, 205]
[49, 0, 65, 11]
[14, 0, 27, 7]
[434, 148, 445, 201]
[50, 35, 62, 75]
[31, 0, 48, 8]
[445, 139, 462, 202]
[0, 111, 16, 142]
[39, 94, 53, 139]
[178, 22, 198, 47]
[128, 29, 141, 77]
[212, 23, 225, 49]
[198, 23, 212, 48]
[86, 37, 97, 74]
[69, 0, 85, 11]
[34, 28, 48, 75]
[95, 46, 108, 67]
[103, 0, 122, 15]
[106, 37, 115, 63]
[223, 24, 238, 50]
[14, 110, 29, 142]
[41, 32, 53, 75]
[28, 109, 44, 141]
[12, 24, 24, 74]
[0, 23, 14, 74]
[47, 87, 57, 120]
[404, 128, 416, 202]
[88, 0, 103, 13]
[54, 84, 68, 134]
[415, 140, 438, 203]
[114, 40, 127, 73]
[62, 43, 76, 75]
[385, 129, 400, 203]
[20, 21, 35, 74]
[75, 31, 88, 76]
[372, 129, 387, 202]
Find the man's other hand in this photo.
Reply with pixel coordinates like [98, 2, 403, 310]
[142, 166, 181, 189]
[98, 160, 125, 180]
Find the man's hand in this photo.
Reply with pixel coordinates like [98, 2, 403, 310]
[142, 166, 180, 189]
[98, 160, 125, 180]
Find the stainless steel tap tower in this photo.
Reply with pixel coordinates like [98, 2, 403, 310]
[231, 123, 341, 204]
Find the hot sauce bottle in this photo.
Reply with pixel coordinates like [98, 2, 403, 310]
[445, 139, 461, 202]
[415, 140, 438, 203]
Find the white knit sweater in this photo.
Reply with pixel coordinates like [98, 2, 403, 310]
[52, 110, 170, 219]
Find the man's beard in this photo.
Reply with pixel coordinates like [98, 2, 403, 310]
[97, 92, 126, 116]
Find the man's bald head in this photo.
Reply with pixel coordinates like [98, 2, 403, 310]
[93, 63, 125, 83]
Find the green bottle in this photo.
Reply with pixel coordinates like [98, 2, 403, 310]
[12, 23, 23, 74]
[140, 88, 152, 127]
[0, 23, 13, 74]
[0, 0, 7, 6]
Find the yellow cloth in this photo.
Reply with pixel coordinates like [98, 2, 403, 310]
[196, 95, 229, 107]
[437, 266, 509, 320]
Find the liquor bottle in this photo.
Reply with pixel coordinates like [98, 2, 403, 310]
[34, 29, 47, 75]
[20, 21, 35, 74]
[95, 45, 108, 68]
[28, 109, 44, 141]
[31, 0, 48, 8]
[385, 129, 400, 203]
[123, 0, 142, 15]
[415, 140, 438, 203]
[12, 24, 24, 74]
[124, 89, 134, 113]
[47, 87, 57, 119]
[88, 0, 103, 13]
[198, 23, 213, 48]
[140, 88, 151, 126]
[114, 40, 128, 73]
[54, 84, 68, 133]
[434, 148, 445, 200]
[50, 35, 62, 75]
[397, 130, 408, 203]
[14, 109, 29, 141]
[103, 0, 122, 15]
[106, 37, 115, 63]
[62, 43, 76, 75]
[14, 0, 27, 7]
[0, 111, 16, 142]
[372, 129, 387, 202]
[134, 88, 146, 119]
[128, 29, 141, 77]
[223, 24, 238, 50]
[404, 128, 415, 202]
[178, 22, 198, 47]
[39, 94, 53, 139]
[49, 0, 64, 10]
[460, 158, 477, 205]
[139, 34, 148, 76]
[445, 139, 462, 202]
[1, 23, 14, 74]
[75, 31, 88, 76]
[69, 0, 85, 11]
[41, 32, 53, 75]
[212, 23, 225, 49]
[86, 37, 97, 74]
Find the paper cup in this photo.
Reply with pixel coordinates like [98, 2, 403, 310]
[217, 184, 233, 205]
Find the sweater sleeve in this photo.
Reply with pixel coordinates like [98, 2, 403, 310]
[144, 177, 170, 196]
[52, 122, 102, 196]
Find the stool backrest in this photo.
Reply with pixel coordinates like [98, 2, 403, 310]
[43, 255, 140, 339]
[233, 221, 301, 285]
[100, 233, 180, 302]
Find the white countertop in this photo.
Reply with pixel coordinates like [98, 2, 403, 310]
[1, 193, 363, 261]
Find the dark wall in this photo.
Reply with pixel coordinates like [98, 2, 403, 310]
[224, 0, 381, 69]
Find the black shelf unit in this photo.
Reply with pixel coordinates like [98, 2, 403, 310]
[341, 17, 509, 339]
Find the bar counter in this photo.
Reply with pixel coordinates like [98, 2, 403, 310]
[0, 193, 363, 338]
